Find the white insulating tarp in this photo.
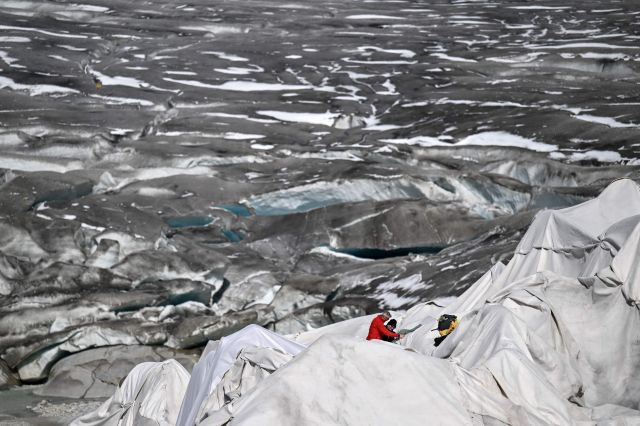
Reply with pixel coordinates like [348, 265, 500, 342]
[176, 324, 306, 426]
[401, 178, 640, 423]
[70, 359, 189, 426]
[494, 178, 640, 285]
[294, 313, 381, 346]
[196, 346, 295, 424]
[610, 219, 640, 304]
[201, 335, 474, 426]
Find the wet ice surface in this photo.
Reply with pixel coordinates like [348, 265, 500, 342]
[0, 385, 104, 425]
[1, 0, 640, 417]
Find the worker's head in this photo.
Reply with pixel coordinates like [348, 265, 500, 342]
[386, 318, 397, 331]
[382, 311, 392, 320]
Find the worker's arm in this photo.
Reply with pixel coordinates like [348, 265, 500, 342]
[376, 321, 400, 338]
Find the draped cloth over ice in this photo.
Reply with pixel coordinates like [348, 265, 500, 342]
[398, 178, 640, 424]
[70, 359, 189, 426]
[175, 324, 305, 426]
[200, 336, 474, 426]
[196, 346, 295, 424]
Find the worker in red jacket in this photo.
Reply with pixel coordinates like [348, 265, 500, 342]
[366, 311, 400, 341]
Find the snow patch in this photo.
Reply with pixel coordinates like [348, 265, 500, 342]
[350, 46, 415, 58]
[380, 136, 449, 148]
[574, 114, 639, 128]
[163, 78, 310, 92]
[0, 25, 88, 39]
[0, 36, 30, 43]
[245, 285, 282, 308]
[89, 95, 154, 106]
[457, 131, 557, 152]
[345, 14, 406, 20]
[214, 67, 260, 75]
[92, 71, 151, 89]
[431, 53, 477, 63]
[202, 51, 249, 62]
[309, 246, 372, 262]
[569, 150, 622, 163]
[256, 110, 340, 126]
[0, 76, 78, 96]
[527, 42, 640, 50]
[223, 132, 265, 140]
[250, 143, 274, 151]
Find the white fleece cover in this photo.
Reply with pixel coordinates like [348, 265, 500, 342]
[70, 359, 189, 426]
[175, 324, 306, 426]
[74, 178, 640, 425]
[196, 346, 295, 424]
[202, 336, 473, 426]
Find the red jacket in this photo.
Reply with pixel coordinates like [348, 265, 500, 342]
[366, 315, 400, 340]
